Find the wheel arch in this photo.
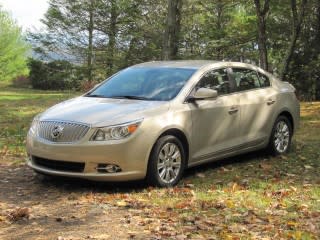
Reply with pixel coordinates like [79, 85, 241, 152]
[278, 110, 294, 132]
[156, 128, 190, 168]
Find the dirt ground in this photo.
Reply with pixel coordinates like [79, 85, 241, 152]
[0, 163, 154, 240]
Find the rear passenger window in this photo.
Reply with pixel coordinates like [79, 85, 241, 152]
[195, 68, 230, 95]
[258, 72, 271, 87]
[232, 68, 261, 91]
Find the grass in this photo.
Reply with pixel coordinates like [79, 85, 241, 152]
[0, 85, 319, 239]
[0, 84, 77, 162]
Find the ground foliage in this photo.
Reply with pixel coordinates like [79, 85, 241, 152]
[0, 87, 319, 239]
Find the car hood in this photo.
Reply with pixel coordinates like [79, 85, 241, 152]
[39, 96, 169, 127]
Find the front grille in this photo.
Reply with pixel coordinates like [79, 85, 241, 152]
[33, 156, 85, 173]
[37, 121, 90, 143]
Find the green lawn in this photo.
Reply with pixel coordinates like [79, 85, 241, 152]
[0, 85, 77, 163]
[0, 85, 319, 239]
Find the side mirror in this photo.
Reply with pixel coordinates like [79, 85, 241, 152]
[187, 88, 218, 102]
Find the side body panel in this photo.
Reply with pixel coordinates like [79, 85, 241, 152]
[188, 94, 240, 164]
[236, 87, 278, 144]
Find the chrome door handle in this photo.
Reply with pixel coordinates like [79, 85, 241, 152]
[228, 107, 239, 114]
[267, 99, 276, 105]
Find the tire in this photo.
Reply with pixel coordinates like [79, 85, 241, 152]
[146, 135, 186, 187]
[267, 115, 292, 155]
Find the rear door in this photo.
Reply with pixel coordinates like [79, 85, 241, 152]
[230, 67, 277, 144]
[188, 68, 241, 164]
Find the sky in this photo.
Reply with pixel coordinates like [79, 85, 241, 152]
[0, 0, 49, 31]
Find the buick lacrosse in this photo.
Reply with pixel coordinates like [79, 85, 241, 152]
[26, 61, 300, 187]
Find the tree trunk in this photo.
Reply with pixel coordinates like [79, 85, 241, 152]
[254, 0, 269, 71]
[87, 0, 94, 82]
[215, 0, 224, 59]
[315, 0, 320, 100]
[162, 0, 182, 60]
[107, 0, 117, 75]
[280, 0, 308, 80]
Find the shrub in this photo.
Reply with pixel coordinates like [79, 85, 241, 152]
[80, 80, 99, 92]
[11, 76, 30, 88]
[28, 58, 82, 90]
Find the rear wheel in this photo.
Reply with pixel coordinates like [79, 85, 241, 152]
[147, 135, 185, 187]
[267, 116, 292, 155]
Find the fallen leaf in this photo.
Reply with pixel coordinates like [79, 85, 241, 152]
[196, 173, 206, 178]
[195, 221, 210, 230]
[213, 202, 226, 210]
[219, 167, 231, 172]
[304, 165, 313, 169]
[127, 231, 138, 238]
[289, 186, 297, 192]
[175, 201, 190, 209]
[225, 200, 235, 208]
[185, 183, 194, 188]
[176, 234, 188, 240]
[280, 155, 288, 160]
[116, 201, 128, 207]
[0, 215, 6, 222]
[232, 182, 239, 192]
[7, 207, 30, 222]
[298, 155, 307, 161]
[259, 163, 272, 170]
[287, 221, 298, 228]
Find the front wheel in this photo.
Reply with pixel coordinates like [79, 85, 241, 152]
[146, 135, 186, 187]
[267, 116, 292, 155]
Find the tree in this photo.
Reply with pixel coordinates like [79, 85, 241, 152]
[280, 0, 308, 80]
[162, 0, 183, 60]
[26, 0, 320, 99]
[94, 0, 124, 75]
[286, 0, 320, 100]
[253, 0, 270, 70]
[87, 0, 95, 82]
[28, 58, 80, 90]
[33, 0, 98, 81]
[314, 0, 320, 99]
[0, 7, 30, 81]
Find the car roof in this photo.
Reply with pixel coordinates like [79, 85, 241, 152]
[132, 60, 218, 69]
[131, 60, 273, 77]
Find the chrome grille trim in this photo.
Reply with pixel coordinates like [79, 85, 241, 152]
[37, 120, 90, 143]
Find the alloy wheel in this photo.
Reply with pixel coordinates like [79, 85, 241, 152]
[157, 142, 181, 184]
[274, 120, 290, 153]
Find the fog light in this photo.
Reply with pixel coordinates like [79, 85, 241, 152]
[96, 164, 121, 173]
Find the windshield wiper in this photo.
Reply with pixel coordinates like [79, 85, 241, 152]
[85, 94, 107, 98]
[111, 95, 151, 100]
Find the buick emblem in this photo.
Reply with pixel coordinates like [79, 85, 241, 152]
[51, 125, 64, 140]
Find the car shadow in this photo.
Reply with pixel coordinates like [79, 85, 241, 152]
[184, 150, 268, 178]
[33, 149, 268, 194]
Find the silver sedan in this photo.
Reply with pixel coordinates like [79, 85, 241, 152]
[26, 61, 300, 187]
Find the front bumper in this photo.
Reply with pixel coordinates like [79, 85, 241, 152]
[26, 130, 152, 181]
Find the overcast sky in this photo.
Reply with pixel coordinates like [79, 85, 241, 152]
[0, 0, 49, 31]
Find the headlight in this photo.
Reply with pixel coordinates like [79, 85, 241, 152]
[91, 120, 142, 141]
[29, 115, 40, 135]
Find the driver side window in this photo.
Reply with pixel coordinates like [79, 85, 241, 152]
[195, 68, 230, 95]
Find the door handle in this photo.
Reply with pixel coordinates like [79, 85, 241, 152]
[228, 106, 239, 114]
[267, 99, 276, 105]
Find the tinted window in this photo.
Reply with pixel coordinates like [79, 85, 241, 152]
[258, 72, 271, 87]
[232, 68, 261, 91]
[195, 68, 230, 95]
[87, 67, 196, 101]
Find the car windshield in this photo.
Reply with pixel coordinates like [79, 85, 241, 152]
[86, 67, 196, 101]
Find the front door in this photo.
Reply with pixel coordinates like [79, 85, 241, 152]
[188, 68, 240, 165]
